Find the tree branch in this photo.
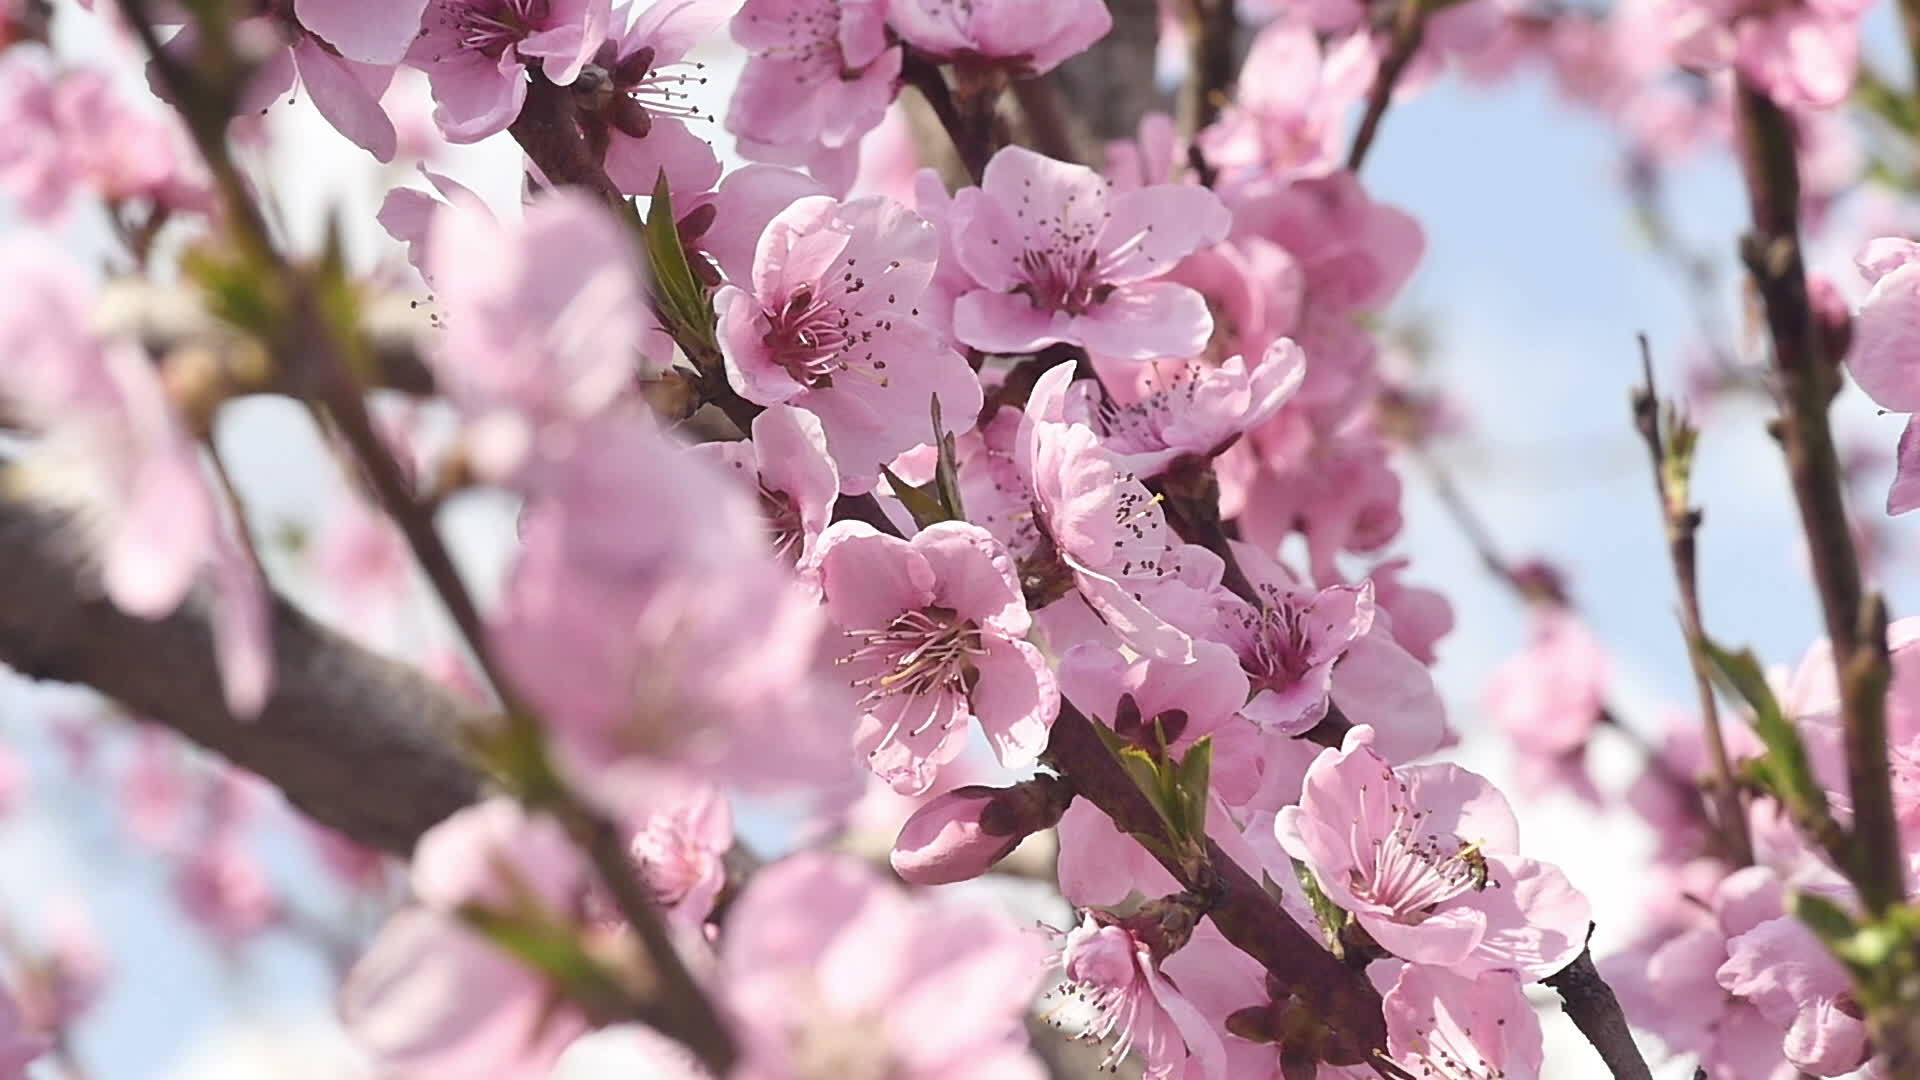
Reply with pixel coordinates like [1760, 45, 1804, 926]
[1543, 944, 1655, 1080]
[1346, 0, 1426, 173]
[1177, 0, 1236, 136]
[0, 495, 483, 855]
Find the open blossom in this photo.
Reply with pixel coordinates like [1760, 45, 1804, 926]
[1720, 912, 1871, 1075]
[1017, 361, 1220, 662]
[722, 853, 1046, 1079]
[727, 0, 901, 190]
[1028, 339, 1307, 478]
[717, 193, 982, 494]
[1382, 964, 1544, 1080]
[578, 0, 731, 196]
[1276, 725, 1590, 978]
[0, 241, 270, 716]
[951, 146, 1232, 360]
[407, 0, 611, 142]
[883, 0, 1111, 76]
[817, 520, 1058, 794]
[1212, 546, 1373, 736]
[425, 189, 651, 479]
[618, 770, 734, 927]
[694, 404, 840, 568]
[1047, 914, 1227, 1080]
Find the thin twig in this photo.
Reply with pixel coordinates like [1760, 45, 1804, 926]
[1346, 0, 1426, 172]
[1732, 82, 1903, 916]
[1629, 338, 1754, 867]
[1177, 0, 1236, 136]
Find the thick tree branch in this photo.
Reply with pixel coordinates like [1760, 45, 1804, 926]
[1544, 945, 1655, 1080]
[1177, 0, 1236, 136]
[0, 495, 483, 855]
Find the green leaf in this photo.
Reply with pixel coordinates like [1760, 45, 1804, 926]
[1172, 736, 1213, 839]
[931, 397, 966, 522]
[881, 465, 953, 530]
[1293, 858, 1348, 958]
[459, 904, 631, 1016]
[642, 172, 716, 354]
[1699, 638, 1831, 827]
[1793, 890, 1860, 945]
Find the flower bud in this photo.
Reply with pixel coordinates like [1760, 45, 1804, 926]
[890, 776, 1073, 886]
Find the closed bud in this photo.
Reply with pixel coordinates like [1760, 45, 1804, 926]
[890, 776, 1073, 886]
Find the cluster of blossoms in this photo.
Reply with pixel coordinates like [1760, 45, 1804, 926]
[0, 0, 1916, 1069]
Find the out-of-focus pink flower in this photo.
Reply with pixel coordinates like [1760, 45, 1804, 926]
[951, 147, 1231, 361]
[175, 835, 280, 943]
[424, 190, 651, 479]
[407, 0, 610, 142]
[0, 58, 207, 220]
[0, 242, 270, 715]
[0, 983, 47, 1078]
[1199, 23, 1373, 184]
[727, 0, 901, 192]
[1049, 914, 1227, 1080]
[817, 520, 1057, 794]
[884, 0, 1110, 75]
[581, 0, 731, 196]
[1382, 964, 1544, 1080]
[720, 853, 1046, 1079]
[13, 905, 107, 1038]
[1483, 609, 1610, 801]
[1851, 237, 1920, 514]
[695, 404, 840, 568]
[717, 194, 982, 494]
[890, 775, 1071, 885]
[1276, 726, 1590, 978]
[1720, 913, 1870, 1075]
[611, 769, 734, 927]
[496, 414, 859, 797]
[305, 820, 392, 893]
[1030, 339, 1306, 479]
[1649, 0, 1867, 109]
[1367, 557, 1453, 666]
[342, 799, 594, 1078]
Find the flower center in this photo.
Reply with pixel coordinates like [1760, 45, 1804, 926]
[758, 481, 806, 564]
[1235, 587, 1314, 691]
[842, 607, 986, 708]
[762, 258, 906, 390]
[450, 0, 549, 58]
[630, 815, 703, 907]
[1348, 772, 1495, 918]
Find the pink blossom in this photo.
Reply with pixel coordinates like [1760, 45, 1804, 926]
[424, 189, 651, 479]
[1275, 725, 1590, 978]
[1017, 363, 1219, 662]
[0, 984, 47, 1078]
[406, 0, 611, 142]
[298, 0, 430, 64]
[951, 146, 1232, 360]
[817, 520, 1058, 794]
[342, 799, 594, 1077]
[579, 0, 732, 196]
[1382, 964, 1544, 1080]
[1649, 0, 1867, 109]
[883, 0, 1111, 76]
[1482, 609, 1610, 799]
[496, 415, 859, 796]
[1029, 339, 1306, 478]
[304, 820, 392, 893]
[717, 193, 982, 494]
[1367, 558, 1454, 666]
[1211, 547, 1374, 735]
[610, 769, 734, 927]
[0, 242, 270, 716]
[1719, 914, 1870, 1075]
[0, 59, 206, 220]
[1229, 421, 1405, 585]
[174, 835, 280, 942]
[13, 906, 107, 1037]
[1199, 23, 1374, 185]
[1228, 171, 1425, 317]
[694, 404, 840, 567]
[1851, 236, 1920, 512]
[721, 853, 1046, 1079]
[726, 0, 902, 191]
[1047, 914, 1227, 1080]
[378, 166, 482, 283]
